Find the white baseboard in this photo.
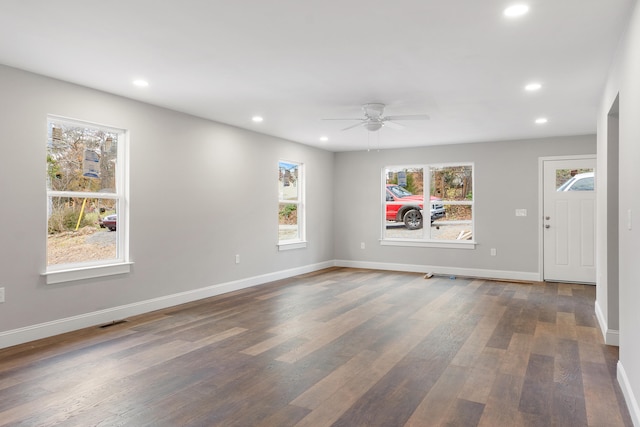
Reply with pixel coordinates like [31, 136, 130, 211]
[334, 259, 541, 282]
[618, 360, 640, 427]
[595, 300, 620, 346]
[0, 260, 334, 350]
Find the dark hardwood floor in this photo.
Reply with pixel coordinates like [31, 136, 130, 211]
[0, 268, 633, 426]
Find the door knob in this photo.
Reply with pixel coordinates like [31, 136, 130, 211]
[545, 224, 550, 229]
[545, 216, 550, 220]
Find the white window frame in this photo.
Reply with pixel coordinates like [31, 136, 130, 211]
[278, 160, 306, 251]
[381, 162, 476, 249]
[43, 115, 131, 284]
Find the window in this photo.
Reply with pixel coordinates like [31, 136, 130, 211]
[278, 160, 305, 249]
[45, 116, 130, 283]
[382, 164, 474, 248]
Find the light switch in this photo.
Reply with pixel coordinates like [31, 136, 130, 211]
[515, 209, 527, 217]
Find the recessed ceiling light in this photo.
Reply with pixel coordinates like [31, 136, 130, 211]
[252, 116, 264, 123]
[132, 79, 149, 87]
[319, 136, 329, 142]
[535, 117, 548, 124]
[504, 4, 529, 17]
[525, 82, 542, 91]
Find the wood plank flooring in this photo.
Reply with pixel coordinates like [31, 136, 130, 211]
[0, 268, 633, 426]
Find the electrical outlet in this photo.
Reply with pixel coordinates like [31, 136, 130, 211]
[235, 254, 240, 264]
[0, 287, 5, 303]
[360, 242, 365, 249]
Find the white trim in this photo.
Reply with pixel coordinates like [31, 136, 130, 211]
[594, 299, 620, 346]
[1, 261, 333, 350]
[606, 330, 620, 346]
[47, 114, 124, 134]
[617, 361, 640, 427]
[380, 239, 476, 249]
[119, 130, 130, 263]
[43, 262, 134, 285]
[538, 154, 597, 162]
[334, 259, 539, 282]
[538, 158, 544, 281]
[278, 241, 308, 251]
[48, 190, 118, 199]
[436, 200, 474, 206]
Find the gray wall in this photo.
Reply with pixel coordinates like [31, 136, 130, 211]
[597, 0, 640, 423]
[333, 136, 596, 276]
[0, 65, 334, 336]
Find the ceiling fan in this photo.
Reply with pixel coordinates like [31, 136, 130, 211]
[322, 103, 430, 132]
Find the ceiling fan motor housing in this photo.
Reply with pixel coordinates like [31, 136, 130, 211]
[362, 103, 385, 118]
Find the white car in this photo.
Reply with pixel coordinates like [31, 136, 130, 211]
[557, 172, 594, 191]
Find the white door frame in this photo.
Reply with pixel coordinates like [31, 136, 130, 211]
[538, 154, 597, 282]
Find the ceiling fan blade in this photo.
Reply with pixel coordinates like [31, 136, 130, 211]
[321, 118, 365, 121]
[384, 114, 430, 121]
[383, 121, 404, 130]
[341, 122, 365, 131]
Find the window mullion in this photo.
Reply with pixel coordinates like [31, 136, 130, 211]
[48, 190, 118, 199]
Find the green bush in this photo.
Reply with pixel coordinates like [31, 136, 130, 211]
[48, 208, 97, 234]
[279, 204, 297, 218]
[279, 204, 298, 226]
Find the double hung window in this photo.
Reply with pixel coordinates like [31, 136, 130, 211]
[45, 116, 129, 283]
[278, 160, 305, 249]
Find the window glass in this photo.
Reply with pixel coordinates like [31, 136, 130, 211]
[47, 197, 118, 265]
[384, 167, 424, 239]
[556, 168, 595, 192]
[432, 204, 473, 241]
[46, 117, 126, 269]
[430, 165, 473, 201]
[278, 202, 299, 241]
[570, 176, 594, 191]
[48, 124, 118, 193]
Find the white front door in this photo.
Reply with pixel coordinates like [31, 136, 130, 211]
[543, 158, 596, 283]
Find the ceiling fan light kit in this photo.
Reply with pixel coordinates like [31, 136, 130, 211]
[364, 121, 383, 132]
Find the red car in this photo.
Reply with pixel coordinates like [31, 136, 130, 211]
[99, 214, 117, 231]
[386, 184, 445, 229]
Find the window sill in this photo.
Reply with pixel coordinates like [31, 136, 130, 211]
[43, 262, 133, 285]
[278, 241, 307, 251]
[380, 239, 476, 249]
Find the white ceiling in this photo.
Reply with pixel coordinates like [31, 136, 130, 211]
[0, 1, 634, 151]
